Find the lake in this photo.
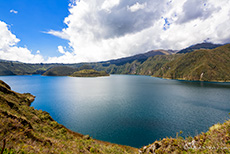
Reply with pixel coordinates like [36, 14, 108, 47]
[1, 75, 230, 148]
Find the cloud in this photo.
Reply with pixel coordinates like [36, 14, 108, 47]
[0, 21, 44, 63]
[10, 9, 18, 14]
[58, 46, 66, 54]
[127, 2, 147, 12]
[46, 0, 230, 63]
[101, 0, 120, 12]
[177, 0, 220, 23]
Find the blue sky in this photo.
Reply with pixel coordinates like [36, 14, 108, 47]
[0, 0, 230, 63]
[0, 0, 69, 58]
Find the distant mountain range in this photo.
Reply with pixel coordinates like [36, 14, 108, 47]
[177, 42, 222, 54]
[1, 42, 229, 82]
[100, 49, 176, 66]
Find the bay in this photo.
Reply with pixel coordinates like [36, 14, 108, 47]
[1, 75, 230, 148]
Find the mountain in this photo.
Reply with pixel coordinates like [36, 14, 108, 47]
[0, 80, 138, 153]
[153, 44, 230, 82]
[1, 44, 230, 82]
[177, 42, 222, 54]
[101, 49, 175, 66]
[0, 61, 56, 75]
[0, 49, 175, 76]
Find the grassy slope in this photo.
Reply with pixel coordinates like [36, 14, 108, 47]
[91, 55, 181, 75]
[137, 54, 182, 75]
[141, 121, 230, 153]
[153, 44, 230, 82]
[0, 62, 57, 76]
[0, 80, 138, 154]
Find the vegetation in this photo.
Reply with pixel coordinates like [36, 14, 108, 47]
[102, 49, 175, 66]
[0, 43, 229, 82]
[0, 80, 138, 153]
[42, 66, 78, 76]
[0, 49, 174, 76]
[1, 80, 230, 153]
[0, 61, 52, 75]
[71, 69, 109, 77]
[153, 44, 230, 82]
[140, 120, 230, 153]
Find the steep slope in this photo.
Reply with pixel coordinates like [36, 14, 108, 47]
[0, 80, 138, 154]
[178, 42, 222, 54]
[101, 49, 175, 66]
[141, 120, 230, 153]
[153, 44, 230, 81]
[136, 54, 182, 75]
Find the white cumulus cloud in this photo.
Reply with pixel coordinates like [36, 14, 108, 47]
[0, 21, 44, 63]
[46, 0, 230, 63]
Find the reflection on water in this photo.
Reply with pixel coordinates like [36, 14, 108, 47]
[0, 75, 230, 148]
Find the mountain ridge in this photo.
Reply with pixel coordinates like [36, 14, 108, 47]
[153, 44, 230, 82]
[177, 42, 222, 54]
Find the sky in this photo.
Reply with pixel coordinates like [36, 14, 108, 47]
[0, 0, 229, 63]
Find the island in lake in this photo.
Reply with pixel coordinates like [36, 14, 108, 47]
[71, 69, 109, 77]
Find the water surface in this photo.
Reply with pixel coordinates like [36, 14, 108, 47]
[1, 75, 230, 148]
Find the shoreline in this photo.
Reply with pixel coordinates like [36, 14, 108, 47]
[151, 76, 230, 83]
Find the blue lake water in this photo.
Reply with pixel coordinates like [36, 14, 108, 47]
[1, 75, 230, 148]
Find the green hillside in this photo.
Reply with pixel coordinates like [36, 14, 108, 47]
[153, 44, 230, 82]
[1, 44, 230, 82]
[92, 54, 181, 76]
[0, 62, 56, 76]
[0, 80, 137, 154]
